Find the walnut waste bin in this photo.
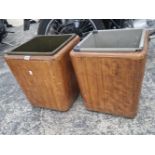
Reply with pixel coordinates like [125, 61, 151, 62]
[5, 34, 80, 111]
[70, 29, 148, 118]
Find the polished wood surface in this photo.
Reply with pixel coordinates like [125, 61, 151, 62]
[5, 36, 80, 111]
[71, 33, 148, 118]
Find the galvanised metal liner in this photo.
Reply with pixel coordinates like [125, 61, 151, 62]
[74, 29, 145, 52]
[7, 34, 76, 55]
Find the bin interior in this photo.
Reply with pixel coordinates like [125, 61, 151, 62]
[7, 34, 75, 55]
[75, 29, 145, 52]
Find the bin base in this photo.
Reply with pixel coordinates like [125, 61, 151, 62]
[85, 105, 138, 118]
[31, 94, 79, 112]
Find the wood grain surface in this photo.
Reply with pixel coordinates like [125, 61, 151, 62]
[71, 32, 148, 118]
[5, 35, 80, 111]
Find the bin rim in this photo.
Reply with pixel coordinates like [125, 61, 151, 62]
[74, 28, 146, 52]
[6, 34, 76, 56]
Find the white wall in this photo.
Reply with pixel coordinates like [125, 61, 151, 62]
[7, 19, 24, 26]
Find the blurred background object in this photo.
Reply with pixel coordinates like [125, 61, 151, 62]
[1, 19, 155, 55]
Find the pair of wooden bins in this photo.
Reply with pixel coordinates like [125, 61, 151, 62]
[5, 29, 148, 118]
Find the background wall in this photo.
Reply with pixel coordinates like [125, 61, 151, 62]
[7, 19, 24, 26]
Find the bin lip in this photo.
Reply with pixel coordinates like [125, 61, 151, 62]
[6, 34, 76, 56]
[73, 28, 146, 52]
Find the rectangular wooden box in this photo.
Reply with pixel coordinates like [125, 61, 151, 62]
[70, 29, 148, 118]
[5, 35, 80, 111]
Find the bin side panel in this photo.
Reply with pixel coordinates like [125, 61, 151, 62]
[71, 57, 93, 108]
[59, 53, 79, 109]
[71, 54, 146, 118]
[50, 53, 79, 111]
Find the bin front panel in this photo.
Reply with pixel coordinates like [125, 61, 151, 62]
[71, 55, 146, 117]
[5, 56, 78, 111]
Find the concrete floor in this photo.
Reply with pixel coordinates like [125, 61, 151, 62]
[0, 23, 155, 134]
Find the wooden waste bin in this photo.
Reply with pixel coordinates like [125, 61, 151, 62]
[70, 29, 148, 118]
[5, 34, 80, 111]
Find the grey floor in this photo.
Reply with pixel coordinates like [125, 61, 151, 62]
[0, 23, 155, 135]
